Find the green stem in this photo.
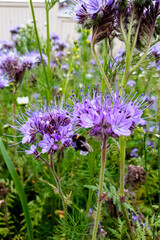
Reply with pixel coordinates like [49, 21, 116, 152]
[102, 38, 108, 96]
[91, 135, 107, 240]
[45, 0, 50, 70]
[91, 41, 112, 95]
[30, 0, 50, 101]
[86, 139, 95, 213]
[62, 58, 73, 99]
[130, 15, 142, 56]
[128, 28, 154, 78]
[120, 136, 134, 240]
[120, 13, 127, 45]
[158, 125, 160, 215]
[49, 155, 67, 223]
[143, 134, 154, 212]
[120, 8, 135, 90]
[120, 136, 125, 196]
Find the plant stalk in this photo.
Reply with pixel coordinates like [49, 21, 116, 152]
[102, 38, 108, 96]
[91, 41, 112, 95]
[49, 155, 67, 223]
[143, 134, 154, 212]
[120, 135, 134, 240]
[91, 135, 107, 240]
[45, 0, 50, 70]
[30, 0, 50, 101]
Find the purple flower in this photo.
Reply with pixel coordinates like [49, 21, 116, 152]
[130, 148, 139, 157]
[71, 89, 153, 139]
[73, 0, 116, 43]
[50, 33, 60, 42]
[61, 63, 69, 70]
[131, 212, 142, 223]
[20, 52, 41, 69]
[90, 59, 96, 65]
[25, 145, 38, 155]
[39, 134, 59, 154]
[16, 105, 74, 156]
[10, 25, 21, 35]
[0, 51, 20, 80]
[0, 41, 14, 50]
[127, 80, 136, 87]
[55, 51, 66, 59]
[114, 49, 125, 63]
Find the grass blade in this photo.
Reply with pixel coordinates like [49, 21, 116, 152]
[0, 138, 34, 240]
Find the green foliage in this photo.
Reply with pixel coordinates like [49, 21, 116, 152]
[53, 211, 91, 240]
[108, 218, 127, 239]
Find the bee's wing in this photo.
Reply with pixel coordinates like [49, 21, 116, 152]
[81, 141, 93, 152]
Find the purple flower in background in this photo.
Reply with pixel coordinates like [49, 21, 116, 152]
[131, 212, 142, 223]
[0, 41, 14, 50]
[130, 148, 139, 158]
[52, 45, 59, 51]
[57, 41, 67, 51]
[0, 51, 22, 80]
[0, 51, 46, 88]
[15, 104, 74, 156]
[71, 89, 153, 139]
[150, 40, 160, 58]
[61, 63, 69, 70]
[20, 52, 44, 69]
[50, 33, 60, 42]
[10, 25, 21, 35]
[114, 49, 125, 63]
[90, 59, 96, 65]
[55, 51, 66, 59]
[127, 80, 136, 87]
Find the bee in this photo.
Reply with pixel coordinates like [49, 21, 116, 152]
[72, 134, 93, 155]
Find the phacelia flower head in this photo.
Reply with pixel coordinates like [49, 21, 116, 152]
[71, 89, 153, 139]
[20, 52, 44, 70]
[15, 104, 74, 156]
[73, 0, 116, 43]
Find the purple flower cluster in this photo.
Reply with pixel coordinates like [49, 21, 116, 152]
[71, 89, 153, 138]
[0, 51, 47, 88]
[0, 40, 14, 51]
[49, 33, 68, 67]
[73, 0, 114, 24]
[17, 105, 74, 156]
[73, 0, 116, 43]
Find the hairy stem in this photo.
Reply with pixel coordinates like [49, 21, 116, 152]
[120, 136, 134, 240]
[128, 28, 154, 78]
[120, 13, 127, 45]
[86, 139, 95, 213]
[158, 125, 160, 215]
[120, 8, 135, 91]
[91, 135, 107, 240]
[45, 0, 50, 70]
[91, 41, 112, 95]
[49, 155, 67, 223]
[102, 38, 108, 96]
[30, 0, 50, 101]
[143, 134, 154, 212]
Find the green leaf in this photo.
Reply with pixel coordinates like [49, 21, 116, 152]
[0, 138, 34, 240]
